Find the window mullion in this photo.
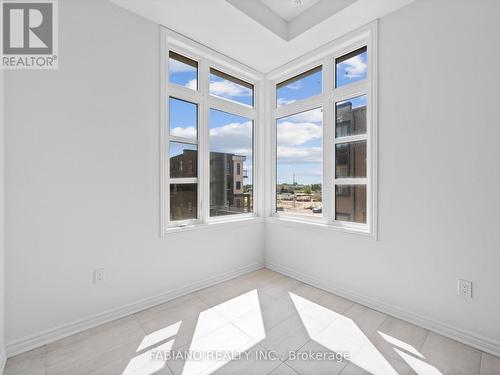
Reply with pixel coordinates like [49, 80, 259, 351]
[331, 81, 368, 103]
[322, 57, 333, 224]
[168, 84, 203, 104]
[199, 58, 210, 224]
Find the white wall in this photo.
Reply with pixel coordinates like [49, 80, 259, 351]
[267, 0, 500, 352]
[4, 0, 264, 350]
[0, 68, 6, 369]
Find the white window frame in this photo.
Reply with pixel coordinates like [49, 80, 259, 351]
[267, 22, 378, 238]
[161, 28, 264, 235]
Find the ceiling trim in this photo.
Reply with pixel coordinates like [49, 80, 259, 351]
[227, 0, 357, 41]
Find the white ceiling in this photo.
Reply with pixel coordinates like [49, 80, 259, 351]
[261, 0, 321, 22]
[109, 0, 415, 73]
[227, 0, 358, 41]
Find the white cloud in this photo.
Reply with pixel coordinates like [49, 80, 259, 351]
[209, 121, 253, 157]
[210, 79, 252, 98]
[277, 121, 322, 147]
[171, 126, 196, 139]
[277, 97, 296, 106]
[185, 79, 197, 90]
[277, 146, 322, 164]
[287, 82, 302, 90]
[284, 108, 323, 123]
[339, 55, 367, 78]
[169, 58, 196, 74]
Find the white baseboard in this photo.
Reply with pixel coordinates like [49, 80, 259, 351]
[6, 262, 264, 358]
[266, 260, 500, 358]
[0, 346, 6, 374]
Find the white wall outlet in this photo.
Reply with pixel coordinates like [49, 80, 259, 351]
[457, 279, 472, 298]
[94, 268, 106, 285]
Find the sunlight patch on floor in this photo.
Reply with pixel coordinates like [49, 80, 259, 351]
[378, 331, 424, 359]
[395, 348, 443, 375]
[181, 289, 263, 375]
[123, 339, 174, 375]
[136, 320, 182, 352]
[290, 292, 398, 375]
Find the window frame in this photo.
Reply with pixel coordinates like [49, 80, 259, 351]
[161, 28, 263, 234]
[268, 22, 378, 238]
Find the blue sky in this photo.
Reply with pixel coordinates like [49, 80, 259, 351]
[337, 94, 367, 110]
[277, 68, 322, 107]
[168, 50, 367, 187]
[277, 108, 323, 185]
[169, 97, 197, 140]
[336, 50, 368, 87]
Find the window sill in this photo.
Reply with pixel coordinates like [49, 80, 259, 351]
[163, 216, 264, 236]
[265, 216, 376, 240]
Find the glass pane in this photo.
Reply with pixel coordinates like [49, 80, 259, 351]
[170, 184, 197, 221]
[169, 142, 197, 178]
[335, 95, 367, 138]
[276, 66, 322, 107]
[335, 185, 366, 223]
[210, 68, 253, 107]
[209, 109, 253, 216]
[169, 51, 197, 90]
[335, 47, 367, 88]
[276, 108, 323, 216]
[335, 141, 367, 178]
[169, 97, 197, 141]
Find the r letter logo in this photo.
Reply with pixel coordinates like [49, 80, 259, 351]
[1, 0, 58, 69]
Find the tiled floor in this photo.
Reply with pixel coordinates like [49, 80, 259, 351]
[4, 268, 500, 375]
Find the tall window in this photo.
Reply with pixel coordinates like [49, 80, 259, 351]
[209, 109, 253, 217]
[276, 107, 323, 216]
[163, 31, 259, 231]
[271, 24, 376, 236]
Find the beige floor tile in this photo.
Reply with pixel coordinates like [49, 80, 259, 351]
[193, 279, 255, 307]
[258, 315, 310, 361]
[166, 322, 256, 375]
[317, 292, 355, 314]
[339, 362, 371, 375]
[48, 340, 142, 375]
[237, 268, 284, 288]
[289, 283, 327, 302]
[341, 356, 412, 375]
[370, 317, 428, 362]
[85, 340, 174, 375]
[418, 332, 481, 375]
[138, 305, 229, 351]
[347, 340, 412, 375]
[212, 344, 283, 375]
[135, 294, 208, 325]
[212, 289, 261, 322]
[286, 341, 348, 375]
[6, 271, 492, 375]
[260, 292, 298, 331]
[48, 315, 140, 351]
[270, 363, 300, 374]
[261, 276, 302, 299]
[480, 352, 500, 375]
[343, 304, 387, 337]
[46, 316, 146, 375]
[4, 347, 47, 375]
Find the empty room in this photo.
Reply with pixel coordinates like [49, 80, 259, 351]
[1, 0, 500, 374]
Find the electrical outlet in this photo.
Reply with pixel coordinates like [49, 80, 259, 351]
[457, 279, 472, 299]
[94, 268, 106, 285]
